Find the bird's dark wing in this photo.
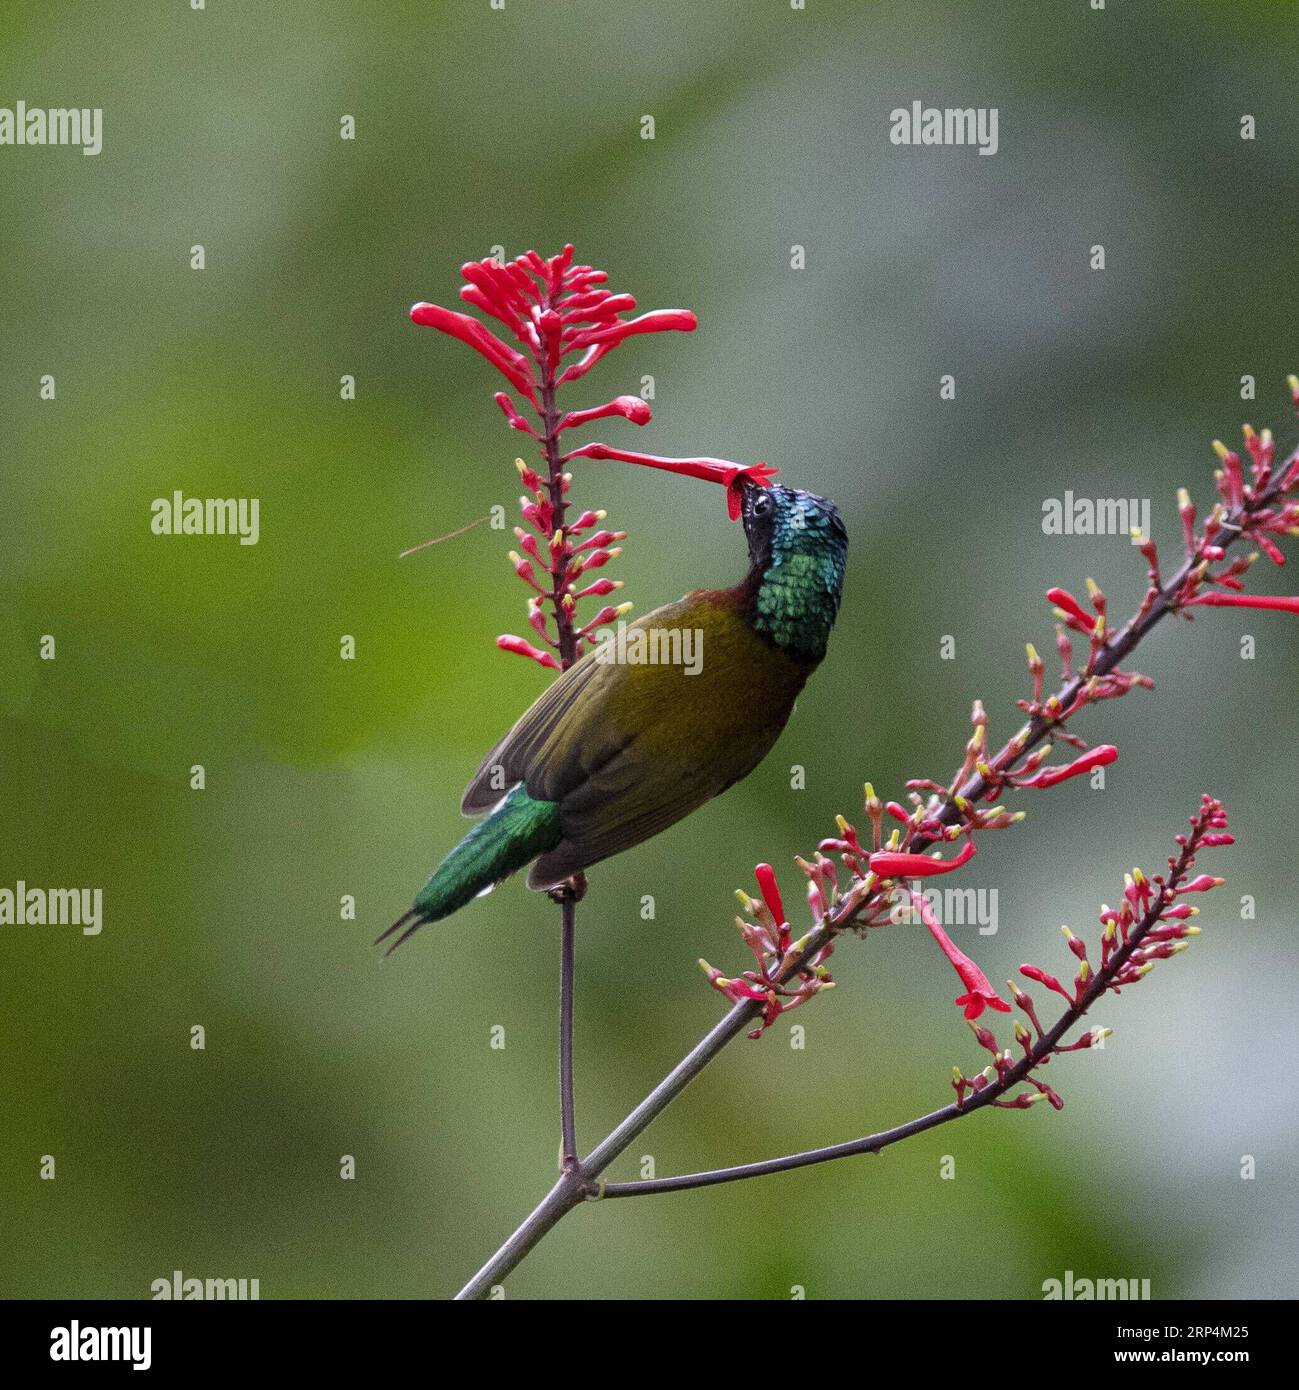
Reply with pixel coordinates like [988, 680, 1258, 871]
[459, 645, 611, 813]
[463, 594, 709, 815]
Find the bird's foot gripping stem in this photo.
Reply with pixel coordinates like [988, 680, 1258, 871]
[547, 871, 587, 906]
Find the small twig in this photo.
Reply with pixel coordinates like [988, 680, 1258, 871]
[398, 514, 492, 558]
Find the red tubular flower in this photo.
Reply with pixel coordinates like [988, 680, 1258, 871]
[868, 839, 977, 880]
[560, 396, 653, 431]
[910, 893, 1010, 1019]
[1015, 744, 1119, 789]
[564, 309, 698, 352]
[699, 963, 769, 1003]
[1047, 586, 1096, 632]
[496, 634, 560, 671]
[1179, 874, 1225, 893]
[493, 392, 537, 435]
[560, 443, 779, 519]
[572, 529, 624, 554]
[1215, 442, 1246, 508]
[409, 302, 537, 401]
[1184, 592, 1299, 614]
[753, 863, 787, 931]
[571, 576, 620, 600]
[1019, 963, 1075, 1005]
[1178, 487, 1198, 556]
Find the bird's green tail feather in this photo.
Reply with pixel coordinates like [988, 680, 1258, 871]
[380, 783, 561, 952]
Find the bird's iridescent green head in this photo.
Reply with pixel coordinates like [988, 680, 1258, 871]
[739, 482, 848, 662]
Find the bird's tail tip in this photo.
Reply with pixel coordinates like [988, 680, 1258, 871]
[376, 907, 426, 956]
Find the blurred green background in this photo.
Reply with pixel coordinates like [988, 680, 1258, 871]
[2, 0, 1297, 1300]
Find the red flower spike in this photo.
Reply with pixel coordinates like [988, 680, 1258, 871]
[995, 1091, 1045, 1110]
[1015, 744, 1119, 790]
[520, 497, 554, 533]
[410, 248, 719, 666]
[869, 839, 977, 880]
[555, 342, 617, 387]
[1055, 626, 1074, 678]
[526, 596, 549, 633]
[1061, 926, 1088, 963]
[709, 862, 840, 1037]
[704, 969, 768, 1004]
[806, 877, 827, 927]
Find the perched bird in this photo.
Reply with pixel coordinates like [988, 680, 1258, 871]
[381, 480, 847, 951]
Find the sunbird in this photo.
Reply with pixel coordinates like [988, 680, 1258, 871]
[382, 480, 847, 951]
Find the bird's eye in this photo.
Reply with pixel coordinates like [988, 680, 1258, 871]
[751, 491, 773, 518]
